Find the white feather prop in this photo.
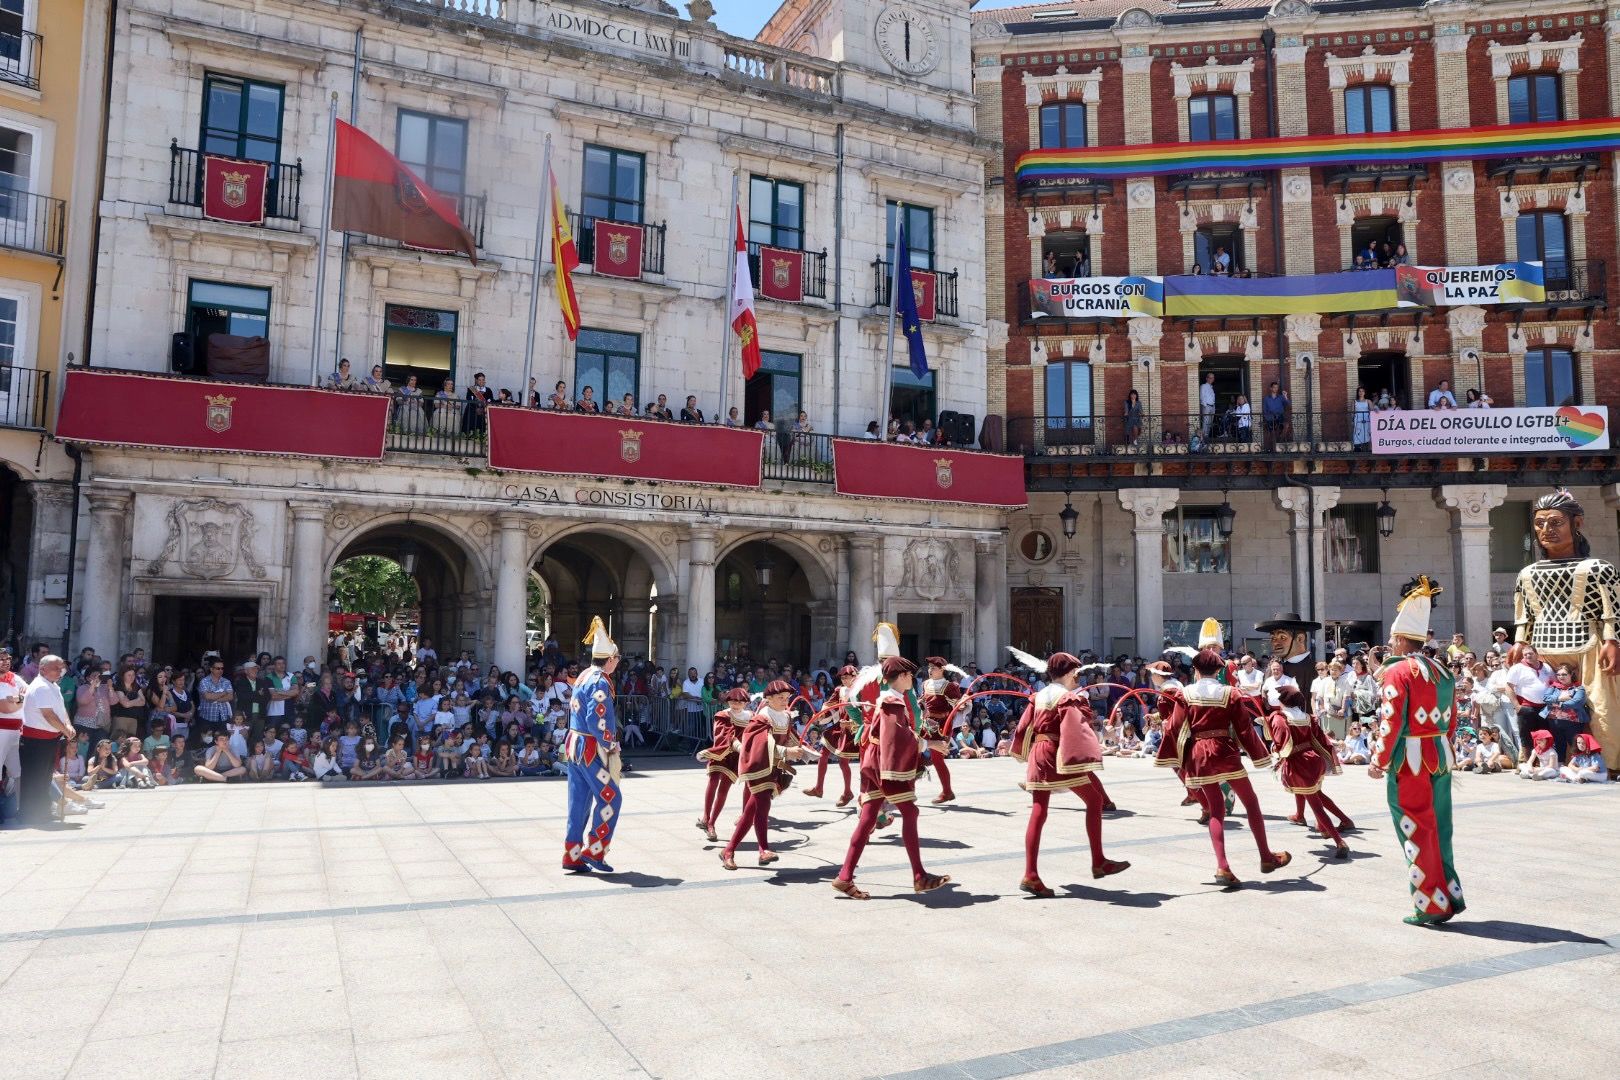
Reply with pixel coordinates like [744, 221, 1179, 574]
[1006, 646, 1048, 674]
[849, 663, 882, 700]
[1163, 646, 1197, 660]
[944, 663, 970, 682]
[1079, 663, 1110, 675]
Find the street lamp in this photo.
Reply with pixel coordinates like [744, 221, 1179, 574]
[397, 538, 419, 576]
[1215, 493, 1236, 539]
[754, 554, 775, 589]
[1059, 493, 1079, 540]
[1375, 488, 1397, 539]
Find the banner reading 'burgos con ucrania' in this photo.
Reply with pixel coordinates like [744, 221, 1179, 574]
[1030, 276, 1164, 318]
[1370, 405, 1609, 455]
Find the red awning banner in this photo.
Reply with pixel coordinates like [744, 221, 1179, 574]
[487, 407, 766, 487]
[55, 369, 390, 460]
[202, 156, 268, 226]
[833, 440, 1027, 507]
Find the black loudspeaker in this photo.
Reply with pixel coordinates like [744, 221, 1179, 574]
[171, 331, 198, 375]
[949, 411, 976, 445]
[937, 410, 961, 444]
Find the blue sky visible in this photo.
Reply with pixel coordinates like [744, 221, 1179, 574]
[712, 1, 1031, 42]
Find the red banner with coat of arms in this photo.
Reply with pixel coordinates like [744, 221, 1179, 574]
[592, 220, 644, 279]
[202, 156, 269, 226]
[55, 369, 390, 460]
[910, 269, 937, 322]
[486, 407, 765, 487]
[832, 439, 1027, 507]
[758, 245, 804, 303]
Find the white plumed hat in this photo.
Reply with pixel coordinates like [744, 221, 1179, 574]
[1197, 618, 1224, 650]
[582, 616, 618, 659]
[1391, 576, 1441, 643]
[872, 621, 901, 660]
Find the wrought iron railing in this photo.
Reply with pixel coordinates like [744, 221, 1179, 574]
[0, 27, 41, 91]
[1539, 259, 1606, 305]
[0, 364, 50, 429]
[0, 189, 65, 258]
[385, 395, 489, 456]
[1008, 410, 1382, 458]
[761, 430, 833, 484]
[747, 241, 829, 300]
[872, 260, 961, 318]
[569, 213, 668, 275]
[169, 142, 304, 222]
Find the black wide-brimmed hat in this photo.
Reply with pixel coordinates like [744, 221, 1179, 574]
[1254, 612, 1322, 633]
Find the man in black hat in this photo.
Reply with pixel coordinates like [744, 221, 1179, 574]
[1254, 613, 1322, 698]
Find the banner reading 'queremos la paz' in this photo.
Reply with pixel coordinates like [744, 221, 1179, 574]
[1394, 261, 1545, 306]
[1030, 276, 1164, 318]
[1370, 405, 1610, 455]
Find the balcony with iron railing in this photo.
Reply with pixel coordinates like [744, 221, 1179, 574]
[0, 189, 65, 258]
[872, 260, 961, 318]
[0, 27, 41, 91]
[355, 190, 487, 253]
[747, 241, 828, 301]
[569, 213, 668, 276]
[0, 364, 51, 430]
[169, 142, 303, 224]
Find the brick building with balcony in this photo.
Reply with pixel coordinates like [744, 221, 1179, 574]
[48, 0, 1013, 675]
[975, 0, 1620, 658]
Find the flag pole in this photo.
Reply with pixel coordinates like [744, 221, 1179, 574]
[310, 91, 339, 387]
[332, 30, 362, 378]
[880, 202, 902, 439]
[522, 134, 553, 406]
[719, 171, 740, 421]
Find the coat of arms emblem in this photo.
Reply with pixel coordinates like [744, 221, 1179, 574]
[619, 428, 643, 463]
[220, 170, 250, 209]
[770, 255, 791, 289]
[607, 229, 630, 265]
[205, 393, 236, 433]
[934, 457, 954, 489]
[396, 170, 430, 215]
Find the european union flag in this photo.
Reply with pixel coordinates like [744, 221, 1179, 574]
[893, 222, 929, 379]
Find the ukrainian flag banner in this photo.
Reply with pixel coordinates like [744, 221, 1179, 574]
[1164, 271, 1399, 317]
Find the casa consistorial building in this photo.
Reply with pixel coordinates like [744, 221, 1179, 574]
[55, 0, 1014, 675]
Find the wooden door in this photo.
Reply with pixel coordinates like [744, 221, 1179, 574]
[1011, 587, 1063, 656]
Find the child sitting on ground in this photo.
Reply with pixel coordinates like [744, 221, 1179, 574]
[436, 726, 465, 777]
[463, 742, 491, 779]
[1453, 727, 1479, 768]
[1518, 729, 1559, 780]
[281, 739, 312, 781]
[1099, 718, 1122, 756]
[1471, 726, 1512, 773]
[413, 736, 439, 780]
[384, 734, 416, 780]
[1118, 723, 1142, 757]
[1559, 733, 1608, 783]
[337, 721, 362, 772]
[1140, 713, 1164, 757]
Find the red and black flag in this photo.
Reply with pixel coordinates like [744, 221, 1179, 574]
[331, 120, 476, 263]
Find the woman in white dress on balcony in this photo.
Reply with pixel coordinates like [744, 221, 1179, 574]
[1230, 394, 1252, 444]
[395, 375, 426, 434]
[791, 410, 814, 462]
[1352, 385, 1372, 450]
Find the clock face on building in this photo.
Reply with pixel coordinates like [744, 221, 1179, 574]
[875, 5, 940, 77]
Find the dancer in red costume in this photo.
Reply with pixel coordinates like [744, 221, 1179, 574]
[1012, 652, 1130, 897]
[1156, 648, 1292, 887]
[696, 687, 748, 842]
[804, 665, 860, 806]
[719, 682, 793, 870]
[920, 657, 965, 804]
[831, 656, 951, 899]
[1264, 685, 1350, 859]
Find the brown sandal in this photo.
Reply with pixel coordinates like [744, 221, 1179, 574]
[1260, 851, 1293, 874]
[1214, 869, 1241, 889]
[1286, 815, 1306, 826]
[1333, 843, 1350, 860]
[719, 851, 737, 871]
[758, 851, 780, 866]
[1092, 859, 1131, 879]
[913, 873, 951, 893]
[1019, 877, 1055, 898]
[931, 793, 955, 805]
[694, 817, 708, 831]
[835, 793, 853, 807]
[705, 826, 717, 842]
[831, 878, 870, 900]
[803, 787, 824, 798]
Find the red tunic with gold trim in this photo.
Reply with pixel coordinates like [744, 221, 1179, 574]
[919, 678, 964, 751]
[1154, 676, 1272, 787]
[736, 713, 783, 796]
[697, 708, 742, 781]
[820, 688, 862, 760]
[1012, 684, 1102, 790]
[1265, 705, 1333, 795]
[869, 689, 923, 804]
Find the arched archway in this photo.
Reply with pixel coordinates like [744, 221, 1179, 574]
[0, 464, 33, 648]
[535, 527, 670, 666]
[713, 537, 835, 671]
[332, 519, 487, 663]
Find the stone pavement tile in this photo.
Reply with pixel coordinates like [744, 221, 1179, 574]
[133, 922, 242, 958]
[66, 1029, 220, 1080]
[2, 945, 136, 991]
[213, 1031, 359, 1079]
[10, 1028, 90, 1080]
[222, 987, 351, 1042]
[92, 986, 230, 1039]
[353, 1031, 503, 1080]
[118, 952, 236, 995]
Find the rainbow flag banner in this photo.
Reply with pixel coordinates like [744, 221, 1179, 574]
[1370, 405, 1609, 455]
[1014, 117, 1620, 186]
[1164, 270, 1399, 317]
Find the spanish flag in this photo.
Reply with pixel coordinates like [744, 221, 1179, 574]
[549, 165, 580, 341]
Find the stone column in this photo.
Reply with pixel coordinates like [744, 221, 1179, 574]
[1117, 488, 1180, 657]
[1434, 485, 1508, 650]
[493, 512, 529, 674]
[1272, 485, 1343, 633]
[24, 482, 74, 648]
[847, 534, 878, 660]
[973, 536, 1003, 670]
[285, 501, 330, 667]
[78, 490, 131, 657]
[686, 526, 718, 673]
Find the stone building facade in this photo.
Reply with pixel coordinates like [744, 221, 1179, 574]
[61, 0, 1008, 671]
[975, 0, 1620, 657]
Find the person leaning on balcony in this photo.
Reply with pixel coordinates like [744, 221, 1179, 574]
[1230, 394, 1253, 443]
[864, 421, 880, 439]
[1262, 381, 1288, 444]
[576, 385, 600, 413]
[1199, 373, 1218, 439]
[681, 395, 704, 424]
[550, 380, 572, 410]
[654, 394, 673, 420]
[324, 357, 359, 391]
[1211, 246, 1231, 275]
[464, 372, 496, 433]
[363, 364, 390, 394]
[1123, 389, 1143, 443]
[1466, 388, 1494, 409]
[1043, 250, 1058, 276]
[1427, 380, 1458, 410]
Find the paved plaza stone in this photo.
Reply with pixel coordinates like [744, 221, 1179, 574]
[1, 756, 1615, 1080]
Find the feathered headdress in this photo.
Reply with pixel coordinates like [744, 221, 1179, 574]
[1007, 645, 1048, 675]
[581, 616, 618, 659]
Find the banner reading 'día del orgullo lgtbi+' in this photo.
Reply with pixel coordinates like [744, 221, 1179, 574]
[1370, 405, 1609, 455]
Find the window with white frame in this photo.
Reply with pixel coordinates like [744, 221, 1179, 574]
[0, 286, 28, 393]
